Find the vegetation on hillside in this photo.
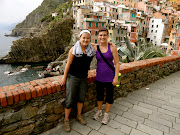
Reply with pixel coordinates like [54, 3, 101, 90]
[15, 0, 70, 28]
[39, 0, 73, 33]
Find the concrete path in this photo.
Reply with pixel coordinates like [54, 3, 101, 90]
[41, 71, 180, 135]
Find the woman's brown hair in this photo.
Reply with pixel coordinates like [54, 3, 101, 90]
[98, 27, 109, 35]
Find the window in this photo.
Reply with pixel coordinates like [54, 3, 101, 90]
[114, 1, 115, 4]
[132, 13, 133, 18]
[87, 15, 89, 18]
[118, 30, 119, 34]
[121, 30, 123, 34]
[156, 25, 158, 28]
[102, 23, 104, 27]
[116, 37, 118, 41]
[155, 30, 157, 33]
[110, 33, 112, 36]
[116, 9, 118, 12]
[154, 36, 156, 39]
[152, 20, 154, 23]
[95, 39, 97, 43]
[151, 30, 153, 33]
[89, 22, 92, 27]
[95, 31, 98, 35]
[121, 37, 123, 40]
[96, 23, 98, 27]
[152, 25, 154, 28]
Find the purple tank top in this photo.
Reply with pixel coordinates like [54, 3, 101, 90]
[96, 43, 115, 82]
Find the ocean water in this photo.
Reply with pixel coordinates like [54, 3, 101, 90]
[0, 30, 45, 87]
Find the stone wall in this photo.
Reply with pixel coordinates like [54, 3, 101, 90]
[0, 56, 180, 134]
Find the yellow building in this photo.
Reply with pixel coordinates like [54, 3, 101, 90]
[167, 30, 177, 55]
[170, 0, 180, 5]
[106, 20, 127, 43]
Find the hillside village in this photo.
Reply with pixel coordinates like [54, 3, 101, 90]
[70, 0, 180, 55]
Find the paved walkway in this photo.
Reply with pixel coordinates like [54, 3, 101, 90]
[41, 71, 180, 135]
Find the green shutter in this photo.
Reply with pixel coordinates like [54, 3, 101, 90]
[95, 39, 97, 43]
[96, 23, 98, 27]
[89, 22, 91, 27]
[102, 23, 104, 27]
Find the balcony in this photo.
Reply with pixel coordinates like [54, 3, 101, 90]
[83, 18, 106, 22]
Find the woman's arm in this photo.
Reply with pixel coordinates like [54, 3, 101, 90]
[111, 45, 119, 86]
[60, 47, 74, 85]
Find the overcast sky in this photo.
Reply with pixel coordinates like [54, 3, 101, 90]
[0, 0, 43, 25]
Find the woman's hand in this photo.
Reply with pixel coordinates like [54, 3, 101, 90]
[60, 77, 66, 86]
[91, 43, 98, 51]
[112, 77, 118, 86]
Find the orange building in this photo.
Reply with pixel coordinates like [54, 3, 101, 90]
[170, 0, 180, 5]
[130, 26, 137, 43]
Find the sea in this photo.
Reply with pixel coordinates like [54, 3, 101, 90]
[0, 30, 45, 87]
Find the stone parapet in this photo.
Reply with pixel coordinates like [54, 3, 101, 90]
[0, 56, 180, 134]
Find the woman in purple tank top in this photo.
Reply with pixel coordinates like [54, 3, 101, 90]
[93, 28, 119, 125]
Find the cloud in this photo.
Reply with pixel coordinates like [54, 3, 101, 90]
[0, 0, 43, 25]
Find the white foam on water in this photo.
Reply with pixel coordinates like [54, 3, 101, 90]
[4, 71, 11, 74]
[20, 68, 28, 72]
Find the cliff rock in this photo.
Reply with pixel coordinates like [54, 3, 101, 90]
[0, 18, 74, 63]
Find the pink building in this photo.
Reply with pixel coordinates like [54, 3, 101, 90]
[134, 2, 153, 15]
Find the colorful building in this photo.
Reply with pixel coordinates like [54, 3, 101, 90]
[134, 1, 153, 15]
[83, 12, 106, 43]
